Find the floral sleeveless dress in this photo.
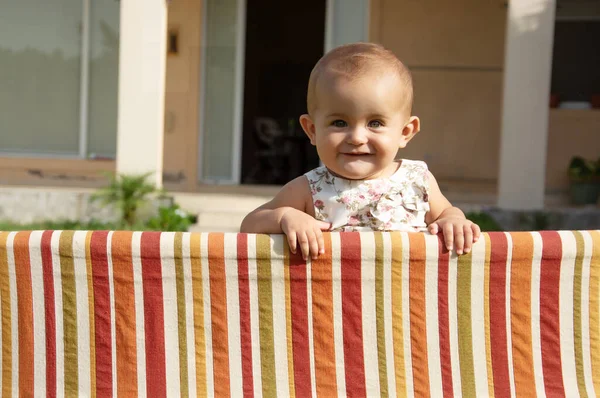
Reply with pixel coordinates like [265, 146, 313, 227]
[304, 159, 430, 232]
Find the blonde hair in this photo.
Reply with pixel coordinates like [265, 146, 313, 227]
[306, 42, 413, 115]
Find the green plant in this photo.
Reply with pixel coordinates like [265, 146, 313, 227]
[568, 156, 600, 182]
[465, 211, 503, 231]
[145, 204, 196, 232]
[91, 172, 158, 227]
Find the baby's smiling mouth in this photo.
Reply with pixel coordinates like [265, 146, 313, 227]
[341, 152, 371, 156]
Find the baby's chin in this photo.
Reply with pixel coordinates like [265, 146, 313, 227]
[329, 161, 384, 180]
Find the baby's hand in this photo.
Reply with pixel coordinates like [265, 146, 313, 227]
[280, 208, 331, 260]
[428, 217, 481, 255]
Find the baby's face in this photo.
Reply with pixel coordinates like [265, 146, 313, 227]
[307, 72, 413, 180]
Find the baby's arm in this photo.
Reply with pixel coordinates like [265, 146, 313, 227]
[425, 171, 481, 254]
[240, 176, 331, 259]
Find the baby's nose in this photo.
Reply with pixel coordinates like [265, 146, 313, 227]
[345, 128, 368, 145]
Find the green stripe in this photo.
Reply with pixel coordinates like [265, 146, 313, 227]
[174, 233, 189, 397]
[257, 234, 276, 396]
[59, 231, 78, 395]
[573, 232, 588, 398]
[374, 232, 388, 397]
[0, 232, 12, 397]
[457, 252, 476, 396]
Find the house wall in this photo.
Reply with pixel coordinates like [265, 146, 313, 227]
[370, 0, 507, 185]
[162, 0, 203, 191]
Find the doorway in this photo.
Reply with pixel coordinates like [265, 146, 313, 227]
[240, 0, 326, 185]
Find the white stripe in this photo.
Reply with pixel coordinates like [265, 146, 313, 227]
[382, 233, 396, 397]
[106, 231, 118, 397]
[225, 234, 243, 396]
[360, 232, 380, 396]
[51, 231, 65, 398]
[182, 233, 197, 398]
[330, 233, 346, 397]
[201, 233, 215, 396]
[6, 232, 19, 396]
[131, 232, 147, 398]
[470, 237, 490, 397]
[270, 235, 290, 396]
[424, 234, 442, 396]
[580, 232, 596, 397]
[160, 232, 181, 396]
[530, 232, 546, 397]
[401, 232, 414, 398]
[73, 231, 91, 396]
[558, 231, 578, 393]
[306, 256, 317, 398]
[29, 231, 46, 396]
[504, 233, 516, 398]
[247, 235, 263, 398]
[448, 251, 462, 398]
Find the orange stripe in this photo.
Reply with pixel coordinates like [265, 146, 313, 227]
[14, 232, 34, 395]
[190, 233, 207, 396]
[208, 233, 230, 395]
[483, 234, 495, 397]
[284, 243, 296, 398]
[589, 231, 600, 393]
[85, 232, 97, 398]
[408, 233, 430, 397]
[311, 233, 337, 396]
[0, 232, 11, 397]
[111, 231, 138, 396]
[390, 232, 406, 395]
[509, 232, 535, 396]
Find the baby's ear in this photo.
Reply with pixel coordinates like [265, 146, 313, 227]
[399, 116, 420, 148]
[300, 114, 317, 145]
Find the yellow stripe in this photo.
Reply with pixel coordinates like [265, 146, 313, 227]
[85, 232, 96, 398]
[283, 243, 296, 397]
[0, 232, 12, 397]
[589, 231, 600, 393]
[390, 232, 406, 394]
[457, 251, 476, 396]
[573, 232, 588, 397]
[59, 231, 78, 395]
[374, 232, 388, 397]
[190, 233, 207, 397]
[484, 234, 495, 397]
[174, 233, 190, 397]
[256, 234, 276, 396]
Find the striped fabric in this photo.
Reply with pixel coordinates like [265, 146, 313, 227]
[0, 230, 599, 397]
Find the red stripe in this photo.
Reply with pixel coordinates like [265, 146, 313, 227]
[289, 250, 312, 397]
[539, 231, 565, 397]
[41, 231, 57, 398]
[340, 232, 367, 396]
[90, 231, 113, 397]
[14, 232, 34, 395]
[488, 232, 510, 396]
[236, 234, 254, 397]
[437, 236, 454, 397]
[140, 232, 167, 397]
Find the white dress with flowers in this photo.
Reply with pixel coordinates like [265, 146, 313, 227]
[304, 159, 430, 232]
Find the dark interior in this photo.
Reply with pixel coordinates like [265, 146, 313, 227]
[241, 0, 326, 184]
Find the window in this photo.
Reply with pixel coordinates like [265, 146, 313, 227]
[0, 0, 120, 157]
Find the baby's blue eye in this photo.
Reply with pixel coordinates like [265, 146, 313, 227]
[332, 120, 347, 128]
[369, 120, 383, 128]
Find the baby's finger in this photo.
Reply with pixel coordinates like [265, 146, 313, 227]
[454, 226, 465, 255]
[307, 230, 320, 260]
[428, 223, 439, 235]
[287, 231, 297, 254]
[317, 221, 332, 231]
[298, 232, 310, 261]
[315, 228, 325, 255]
[443, 224, 454, 251]
[463, 224, 473, 254]
[472, 224, 482, 241]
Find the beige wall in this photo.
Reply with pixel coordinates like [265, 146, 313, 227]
[162, 0, 203, 192]
[370, 0, 507, 184]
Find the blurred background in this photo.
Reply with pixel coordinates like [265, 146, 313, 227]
[0, 0, 599, 232]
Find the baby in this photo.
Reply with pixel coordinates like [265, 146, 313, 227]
[241, 42, 480, 260]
